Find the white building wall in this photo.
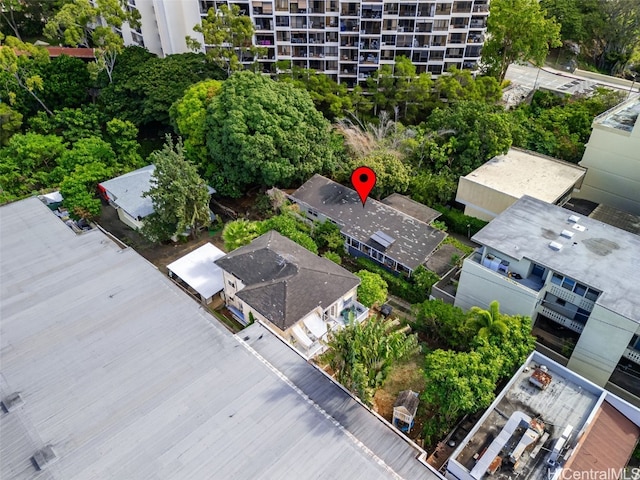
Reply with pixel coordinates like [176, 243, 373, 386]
[568, 304, 636, 386]
[577, 103, 640, 215]
[454, 257, 539, 315]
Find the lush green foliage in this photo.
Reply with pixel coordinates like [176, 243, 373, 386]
[222, 219, 262, 251]
[320, 316, 420, 405]
[0, 103, 22, 146]
[0, 0, 68, 39]
[467, 300, 508, 338]
[433, 205, 488, 236]
[170, 80, 223, 164]
[337, 149, 411, 199]
[190, 4, 262, 76]
[322, 251, 342, 265]
[482, 0, 561, 81]
[510, 89, 625, 162]
[204, 71, 339, 197]
[542, 0, 640, 75]
[420, 302, 535, 442]
[311, 220, 344, 252]
[409, 172, 457, 207]
[412, 300, 473, 350]
[142, 136, 211, 242]
[355, 258, 438, 304]
[99, 50, 224, 127]
[354, 270, 388, 307]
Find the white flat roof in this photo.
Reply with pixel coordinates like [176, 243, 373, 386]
[0, 198, 415, 480]
[462, 148, 586, 203]
[167, 243, 225, 299]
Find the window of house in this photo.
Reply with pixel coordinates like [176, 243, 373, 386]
[556, 298, 566, 307]
[551, 273, 563, 285]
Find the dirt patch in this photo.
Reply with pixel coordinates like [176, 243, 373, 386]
[97, 204, 226, 272]
[373, 354, 426, 440]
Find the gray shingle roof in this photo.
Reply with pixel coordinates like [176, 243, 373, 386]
[215, 231, 360, 330]
[290, 175, 446, 270]
[0, 198, 416, 480]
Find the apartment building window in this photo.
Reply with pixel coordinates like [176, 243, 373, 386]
[550, 273, 600, 301]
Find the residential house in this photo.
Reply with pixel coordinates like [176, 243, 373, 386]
[289, 174, 446, 276]
[446, 351, 640, 480]
[0, 197, 440, 480]
[454, 195, 640, 405]
[98, 164, 215, 231]
[456, 147, 586, 221]
[575, 96, 640, 215]
[119, 0, 488, 84]
[214, 230, 367, 357]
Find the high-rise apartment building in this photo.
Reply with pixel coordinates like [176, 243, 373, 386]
[121, 0, 488, 85]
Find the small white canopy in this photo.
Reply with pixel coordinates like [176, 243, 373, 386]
[167, 243, 226, 300]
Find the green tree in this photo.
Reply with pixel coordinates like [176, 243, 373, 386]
[338, 150, 412, 199]
[482, 0, 561, 82]
[0, 133, 66, 199]
[59, 160, 112, 219]
[0, 103, 22, 146]
[422, 348, 500, 424]
[312, 220, 344, 252]
[189, 4, 262, 76]
[434, 68, 502, 105]
[28, 106, 103, 143]
[44, 0, 140, 83]
[170, 79, 223, 163]
[466, 300, 508, 338]
[99, 51, 224, 127]
[142, 136, 212, 242]
[104, 118, 143, 169]
[320, 316, 419, 405]
[0, 0, 70, 40]
[354, 270, 388, 307]
[277, 67, 353, 120]
[0, 35, 53, 115]
[409, 172, 457, 207]
[412, 299, 473, 350]
[204, 71, 338, 197]
[222, 219, 261, 251]
[422, 101, 513, 176]
[38, 54, 91, 112]
[322, 251, 342, 265]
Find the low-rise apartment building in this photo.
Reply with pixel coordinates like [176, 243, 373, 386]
[454, 195, 640, 404]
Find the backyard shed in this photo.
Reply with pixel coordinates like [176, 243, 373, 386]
[393, 390, 419, 433]
[167, 243, 226, 305]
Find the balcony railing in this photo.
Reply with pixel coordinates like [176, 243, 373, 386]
[623, 346, 640, 365]
[538, 306, 585, 334]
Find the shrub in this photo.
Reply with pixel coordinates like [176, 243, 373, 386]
[356, 258, 438, 304]
[323, 251, 342, 264]
[434, 205, 488, 236]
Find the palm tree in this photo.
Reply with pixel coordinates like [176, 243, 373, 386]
[466, 300, 508, 338]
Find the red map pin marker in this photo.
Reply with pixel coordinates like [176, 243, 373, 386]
[351, 166, 377, 207]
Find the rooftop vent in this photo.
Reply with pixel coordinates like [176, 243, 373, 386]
[549, 241, 563, 251]
[572, 224, 586, 232]
[560, 229, 575, 239]
[568, 215, 580, 223]
[370, 230, 396, 249]
[1, 392, 24, 412]
[33, 445, 58, 470]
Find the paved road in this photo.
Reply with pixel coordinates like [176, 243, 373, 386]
[505, 63, 639, 96]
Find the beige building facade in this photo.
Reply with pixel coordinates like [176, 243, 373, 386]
[454, 196, 640, 405]
[456, 148, 586, 221]
[576, 96, 640, 215]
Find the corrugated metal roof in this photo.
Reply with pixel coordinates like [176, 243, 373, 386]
[564, 401, 640, 473]
[0, 198, 426, 480]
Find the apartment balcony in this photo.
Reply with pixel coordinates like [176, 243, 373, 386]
[471, 252, 545, 292]
[469, 20, 486, 28]
[537, 306, 585, 334]
[472, 2, 489, 13]
[623, 346, 640, 366]
[468, 34, 484, 43]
